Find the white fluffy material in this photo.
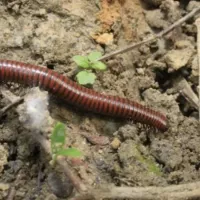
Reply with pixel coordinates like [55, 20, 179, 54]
[17, 87, 53, 132]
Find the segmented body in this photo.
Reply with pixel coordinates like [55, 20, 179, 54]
[0, 60, 168, 131]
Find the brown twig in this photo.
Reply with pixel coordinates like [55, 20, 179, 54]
[75, 182, 200, 200]
[0, 97, 24, 118]
[195, 18, 200, 121]
[0, 88, 24, 118]
[98, 7, 200, 61]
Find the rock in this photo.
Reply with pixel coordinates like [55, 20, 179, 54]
[34, 9, 47, 17]
[47, 172, 74, 198]
[136, 68, 145, 75]
[111, 138, 121, 149]
[0, 183, 9, 191]
[164, 40, 195, 71]
[165, 49, 191, 70]
[175, 40, 194, 49]
[92, 33, 113, 45]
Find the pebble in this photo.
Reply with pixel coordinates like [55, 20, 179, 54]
[136, 68, 145, 75]
[0, 183, 9, 191]
[47, 172, 74, 198]
[111, 138, 121, 149]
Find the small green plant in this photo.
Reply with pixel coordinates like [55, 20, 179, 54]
[73, 51, 107, 85]
[50, 122, 82, 163]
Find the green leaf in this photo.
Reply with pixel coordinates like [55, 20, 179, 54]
[91, 61, 107, 70]
[57, 148, 82, 157]
[51, 122, 66, 144]
[72, 55, 89, 68]
[88, 51, 102, 62]
[76, 71, 96, 85]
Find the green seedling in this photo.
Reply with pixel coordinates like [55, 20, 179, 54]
[50, 122, 82, 163]
[73, 51, 107, 85]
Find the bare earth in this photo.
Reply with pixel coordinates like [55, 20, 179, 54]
[0, 0, 199, 199]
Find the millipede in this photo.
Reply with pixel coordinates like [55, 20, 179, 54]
[0, 60, 168, 131]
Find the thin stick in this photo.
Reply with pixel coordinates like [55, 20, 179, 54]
[98, 37, 155, 61]
[0, 88, 24, 118]
[0, 97, 24, 118]
[195, 18, 200, 121]
[75, 182, 200, 200]
[98, 7, 200, 61]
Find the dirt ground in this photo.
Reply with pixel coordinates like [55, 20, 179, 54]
[0, 0, 199, 199]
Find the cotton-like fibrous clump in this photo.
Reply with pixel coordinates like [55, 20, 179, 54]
[17, 87, 54, 132]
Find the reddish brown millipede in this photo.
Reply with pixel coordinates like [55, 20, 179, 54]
[0, 60, 168, 131]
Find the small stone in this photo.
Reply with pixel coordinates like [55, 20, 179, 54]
[12, 4, 20, 13]
[92, 33, 113, 45]
[35, 9, 47, 17]
[165, 49, 193, 70]
[39, 9, 46, 15]
[48, 172, 74, 198]
[0, 183, 9, 191]
[111, 138, 121, 149]
[165, 40, 195, 71]
[74, 32, 81, 37]
[175, 40, 194, 49]
[136, 68, 144, 75]
[98, 149, 103, 154]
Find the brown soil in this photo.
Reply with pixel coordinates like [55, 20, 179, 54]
[0, 0, 199, 199]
